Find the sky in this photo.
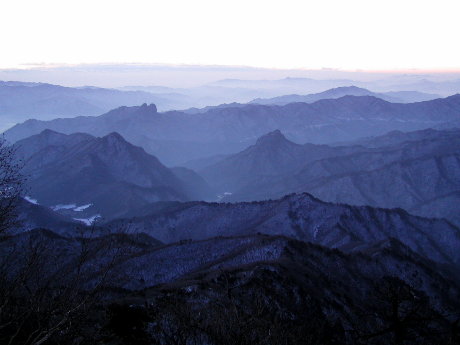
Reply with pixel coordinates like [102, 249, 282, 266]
[1, 0, 460, 72]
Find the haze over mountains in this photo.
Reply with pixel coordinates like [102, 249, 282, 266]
[250, 86, 439, 105]
[0, 81, 194, 131]
[5, 93, 460, 165]
[206, 76, 460, 98]
[0, 77, 449, 132]
[2, 73, 460, 344]
[4, 0, 460, 336]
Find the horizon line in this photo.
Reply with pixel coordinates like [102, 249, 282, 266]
[2, 62, 460, 75]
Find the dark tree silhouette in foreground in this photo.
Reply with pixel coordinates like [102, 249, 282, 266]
[353, 276, 455, 345]
[0, 137, 23, 237]
[0, 139, 132, 345]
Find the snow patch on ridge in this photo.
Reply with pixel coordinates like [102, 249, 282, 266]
[24, 196, 38, 205]
[52, 204, 77, 211]
[73, 215, 100, 226]
[74, 204, 92, 212]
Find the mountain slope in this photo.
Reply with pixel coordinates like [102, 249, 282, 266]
[13, 198, 85, 235]
[201, 129, 460, 225]
[200, 130, 361, 190]
[15, 130, 213, 220]
[108, 192, 460, 265]
[5, 228, 459, 344]
[334, 127, 460, 148]
[6, 228, 459, 309]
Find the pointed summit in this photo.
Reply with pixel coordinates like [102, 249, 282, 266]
[40, 129, 64, 138]
[255, 130, 289, 146]
[101, 132, 126, 143]
[200, 130, 305, 191]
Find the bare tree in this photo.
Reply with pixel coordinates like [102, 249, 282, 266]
[0, 136, 23, 237]
[353, 276, 449, 345]
[0, 138, 144, 344]
[0, 226, 133, 345]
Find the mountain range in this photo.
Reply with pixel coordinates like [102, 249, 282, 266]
[5, 94, 460, 165]
[250, 86, 439, 105]
[209, 76, 460, 96]
[199, 128, 460, 226]
[107, 192, 460, 266]
[0, 81, 193, 131]
[3, 72, 460, 344]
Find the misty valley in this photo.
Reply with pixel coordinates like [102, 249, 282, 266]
[1, 78, 460, 345]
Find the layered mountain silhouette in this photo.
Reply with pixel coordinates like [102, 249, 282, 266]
[0, 81, 190, 130]
[15, 130, 214, 220]
[334, 127, 459, 148]
[201, 128, 460, 225]
[2, 75, 460, 345]
[200, 130, 361, 191]
[250, 86, 438, 105]
[5, 95, 460, 165]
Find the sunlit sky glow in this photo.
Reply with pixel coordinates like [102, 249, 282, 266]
[1, 0, 459, 72]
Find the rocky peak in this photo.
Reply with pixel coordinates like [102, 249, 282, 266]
[255, 130, 289, 146]
[139, 103, 158, 114]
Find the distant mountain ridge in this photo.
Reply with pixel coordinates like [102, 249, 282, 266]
[5, 94, 460, 165]
[249, 86, 439, 105]
[0, 81, 191, 131]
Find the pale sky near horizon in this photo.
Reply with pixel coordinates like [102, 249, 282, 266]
[1, 0, 459, 71]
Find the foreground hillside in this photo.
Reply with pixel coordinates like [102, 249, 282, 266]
[2, 228, 459, 344]
[4, 170, 460, 344]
